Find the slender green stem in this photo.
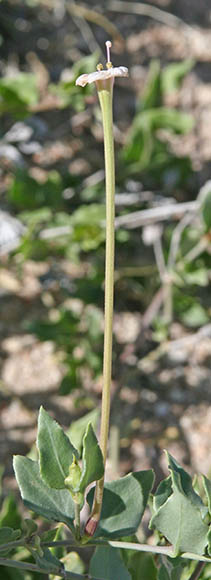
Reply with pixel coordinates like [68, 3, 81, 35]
[0, 556, 99, 579]
[98, 85, 115, 464]
[85, 80, 115, 535]
[0, 539, 78, 554]
[0, 540, 26, 553]
[109, 541, 211, 562]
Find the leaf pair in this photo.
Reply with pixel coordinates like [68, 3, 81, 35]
[14, 406, 104, 531]
[37, 406, 104, 496]
[14, 407, 154, 541]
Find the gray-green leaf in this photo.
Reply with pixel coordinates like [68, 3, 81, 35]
[37, 406, 78, 489]
[202, 475, 211, 516]
[89, 546, 131, 580]
[33, 546, 62, 573]
[158, 555, 186, 580]
[128, 552, 157, 580]
[87, 470, 154, 539]
[13, 456, 75, 530]
[150, 452, 208, 555]
[0, 527, 21, 556]
[79, 423, 104, 493]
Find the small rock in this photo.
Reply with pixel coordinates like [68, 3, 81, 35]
[5, 122, 33, 143]
[2, 342, 64, 395]
[0, 144, 26, 168]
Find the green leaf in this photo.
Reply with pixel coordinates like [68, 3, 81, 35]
[72, 51, 100, 78]
[202, 476, 211, 556]
[181, 303, 209, 327]
[87, 470, 154, 539]
[20, 207, 52, 227]
[128, 552, 157, 580]
[13, 456, 75, 530]
[37, 406, 78, 489]
[140, 60, 162, 110]
[64, 457, 84, 508]
[70, 204, 106, 251]
[65, 423, 104, 508]
[130, 107, 193, 139]
[163, 454, 205, 512]
[67, 409, 100, 455]
[40, 527, 59, 543]
[89, 545, 131, 580]
[182, 268, 209, 287]
[0, 527, 21, 545]
[153, 476, 172, 513]
[122, 107, 193, 173]
[17, 236, 49, 261]
[0, 74, 39, 114]
[49, 51, 99, 111]
[158, 565, 170, 580]
[207, 528, 211, 557]
[158, 556, 186, 580]
[53, 551, 85, 579]
[59, 365, 80, 396]
[0, 494, 22, 529]
[202, 475, 211, 516]
[0, 527, 21, 555]
[162, 60, 194, 94]
[139, 59, 193, 112]
[150, 452, 208, 555]
[33, 546, 61, 573]
[9, 170, 63, 211]
[29, 309, 79, 347]
[0, 567, 25, 580]
[22, 518, 38, 538]
[79, 423, 104, 493]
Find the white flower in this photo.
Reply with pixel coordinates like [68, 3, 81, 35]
[76, 66, 128, 88]
[75, 40, 128, 88]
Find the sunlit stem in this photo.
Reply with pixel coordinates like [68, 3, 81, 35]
[85, 78, 115, 536]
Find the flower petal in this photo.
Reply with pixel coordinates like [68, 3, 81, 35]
[76, 66, 128, 87]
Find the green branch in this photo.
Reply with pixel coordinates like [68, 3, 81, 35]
[0, 540, 25, 553]
[0, 556, 101, 579]
[109, 541, 211, 562]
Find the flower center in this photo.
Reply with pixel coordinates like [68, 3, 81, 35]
[96, 40, 113, 71]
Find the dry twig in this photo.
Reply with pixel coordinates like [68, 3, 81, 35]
[67, 2, 124, 47]
[108, 0, 192, 31]
[167, 212, 196, 270]
[115, 201, 199, 229]
[67, 1, 101, 53]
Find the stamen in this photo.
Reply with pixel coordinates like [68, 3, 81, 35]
[105, 40, 112, 68]
[97, 63, 103, 71]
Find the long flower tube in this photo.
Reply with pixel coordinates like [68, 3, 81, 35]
[76, 41, 128, 536]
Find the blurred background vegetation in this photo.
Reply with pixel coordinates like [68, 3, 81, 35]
[0, 0, 211, 577]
